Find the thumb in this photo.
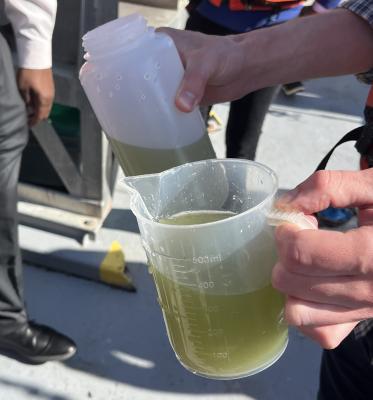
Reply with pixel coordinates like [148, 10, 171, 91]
[277, 169, 373, 214]
[175, 57, 209, 112]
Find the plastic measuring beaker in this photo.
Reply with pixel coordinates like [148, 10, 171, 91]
[124, 159, 315, 379]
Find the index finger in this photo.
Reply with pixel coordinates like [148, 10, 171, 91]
[277, 169, 373, 214]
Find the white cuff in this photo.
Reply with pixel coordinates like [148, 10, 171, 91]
[15, 38, 52, 69]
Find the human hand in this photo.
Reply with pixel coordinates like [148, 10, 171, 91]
[17, 68, 55, 127]
[157, 28, 248, 111]
[272, 169, 373, 349]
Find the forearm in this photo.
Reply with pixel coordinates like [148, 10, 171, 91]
[237, 9, 373, 92]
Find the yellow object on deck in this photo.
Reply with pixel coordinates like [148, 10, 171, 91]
[209, 110, 223, 126]
[99, 241, 135, 291]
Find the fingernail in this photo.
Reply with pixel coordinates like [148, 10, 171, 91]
[177, 91, 196, 111]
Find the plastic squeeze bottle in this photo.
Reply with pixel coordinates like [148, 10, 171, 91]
[79, 13, 216, 176]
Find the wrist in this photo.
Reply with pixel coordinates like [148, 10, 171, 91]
[229, 31, 263, 94]
[237, 27, 287, 93]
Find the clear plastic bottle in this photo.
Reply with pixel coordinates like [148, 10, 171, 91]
[79, 13, 216, 176]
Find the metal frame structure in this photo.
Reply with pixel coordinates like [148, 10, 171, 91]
[15, 0, 119, 240]
[0, 0, 188, 288]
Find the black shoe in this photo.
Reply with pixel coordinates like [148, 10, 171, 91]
[0, 321, 76, 364]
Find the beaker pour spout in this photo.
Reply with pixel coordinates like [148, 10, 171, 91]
[123, 173, 162, 221]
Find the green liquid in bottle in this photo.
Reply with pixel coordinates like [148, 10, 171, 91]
[109, 134, 216, 176]
[151, 211, 287, 379]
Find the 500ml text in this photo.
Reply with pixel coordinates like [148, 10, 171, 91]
[193, 255, 222, 264]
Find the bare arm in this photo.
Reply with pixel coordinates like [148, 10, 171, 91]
[235, 9, 373, 96]
[161, 8, 373, 111]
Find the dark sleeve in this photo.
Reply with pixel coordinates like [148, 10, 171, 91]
[342, 0, 373, 27]
[342, 0, 373, 83]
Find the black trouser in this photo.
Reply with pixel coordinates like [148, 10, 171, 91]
[185, 11, 278, 160]
[0, 33, 28, 328]
[318, 325, 373, 400]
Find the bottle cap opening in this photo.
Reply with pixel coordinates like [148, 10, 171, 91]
[82, 13, 148, 60]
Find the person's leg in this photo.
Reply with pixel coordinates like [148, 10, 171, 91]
[0, 34, 76, 363]
[0, 35, 28, 328]
[185, 11, 278, 160]
[185, 9, 233, 35]
[318, 322, 373, 400]
[226, 86, 279, 160]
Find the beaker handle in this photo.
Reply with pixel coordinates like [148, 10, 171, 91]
[267, 209, 317, 230]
